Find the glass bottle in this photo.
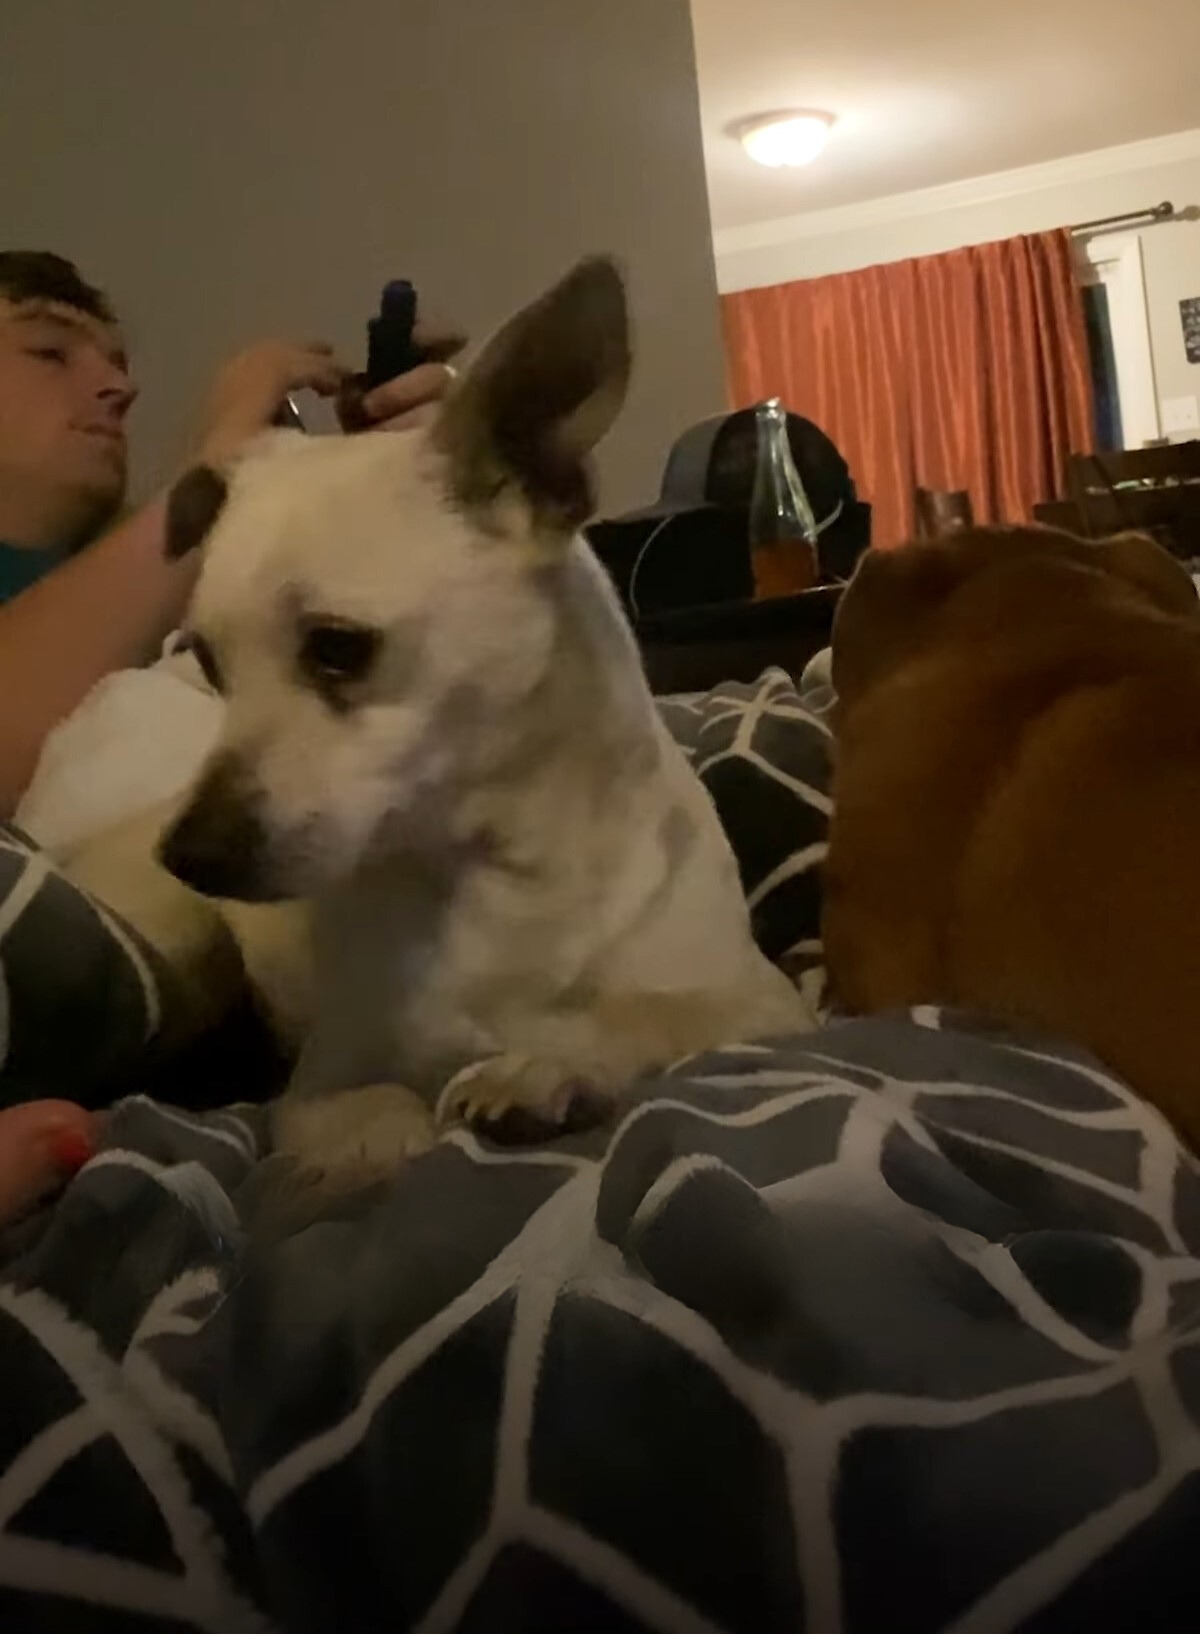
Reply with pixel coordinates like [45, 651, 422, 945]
[748, 399, 820, 599]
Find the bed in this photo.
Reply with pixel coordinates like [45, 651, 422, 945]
[2, 669, 1198, 1632]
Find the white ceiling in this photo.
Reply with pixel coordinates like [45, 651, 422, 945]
[692, 0, 1200, 231]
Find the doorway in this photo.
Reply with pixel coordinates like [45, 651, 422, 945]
[1077, 234, 1161, 450]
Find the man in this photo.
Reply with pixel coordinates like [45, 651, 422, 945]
[0, 251, 460, 813]
[0, 251, 462, 1221]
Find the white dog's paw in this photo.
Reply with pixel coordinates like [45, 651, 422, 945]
[273, 1083, 435, 1185]
[436, 1054, 613, 1144]
[242, 1085, 435, 1238]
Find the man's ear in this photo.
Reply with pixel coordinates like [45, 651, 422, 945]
[434, 256, 631, 533]
[164, 464, 227, 561]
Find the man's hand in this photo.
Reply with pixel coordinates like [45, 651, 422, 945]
[196, 339, 348, 465]
[338, 319, 468, 433]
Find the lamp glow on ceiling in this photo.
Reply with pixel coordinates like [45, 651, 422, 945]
[739, 111, 836, 168]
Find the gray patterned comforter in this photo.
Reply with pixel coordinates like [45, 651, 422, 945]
[4, 1012, 1200, 1632]
[4, 662, 1199, 1631]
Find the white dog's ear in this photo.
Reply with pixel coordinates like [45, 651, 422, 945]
[164, 465, 228, 561]
[435, 256, 631, 532]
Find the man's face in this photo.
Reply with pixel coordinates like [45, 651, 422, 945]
[0, 296, 136, 540]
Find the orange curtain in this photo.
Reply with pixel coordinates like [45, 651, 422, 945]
[721, 230, 1096, 548]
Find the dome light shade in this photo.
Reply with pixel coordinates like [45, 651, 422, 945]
[739, 111, 835, 168]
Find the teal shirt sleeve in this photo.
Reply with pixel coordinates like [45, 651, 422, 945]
[0, 542, 66, 603]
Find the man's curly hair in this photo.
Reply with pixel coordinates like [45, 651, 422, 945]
[0, 251, 113, 323]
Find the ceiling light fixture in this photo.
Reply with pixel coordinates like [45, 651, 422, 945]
[738, 111, 836, 169]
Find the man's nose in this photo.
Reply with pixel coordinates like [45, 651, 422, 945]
[97, 364, 138, 418]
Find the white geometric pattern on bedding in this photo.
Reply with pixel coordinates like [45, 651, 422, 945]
[2, 1012, 1199, 1632]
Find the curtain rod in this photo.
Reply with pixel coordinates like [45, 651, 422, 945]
[1071, 201, 1176, 236]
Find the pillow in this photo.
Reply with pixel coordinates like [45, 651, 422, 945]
[17, 644, 220, 857]
[659, 666, 832, 981]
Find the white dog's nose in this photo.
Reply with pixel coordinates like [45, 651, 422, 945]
[159, 758, 277, 903]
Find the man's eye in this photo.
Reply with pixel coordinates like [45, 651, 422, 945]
[298, 619, 381, 700]
[28, 346, 68, 365]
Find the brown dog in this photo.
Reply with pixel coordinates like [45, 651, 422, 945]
[823, 523, 1200, 1147]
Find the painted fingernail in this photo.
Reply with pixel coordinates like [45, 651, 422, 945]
[48, 1128, 94, 1175]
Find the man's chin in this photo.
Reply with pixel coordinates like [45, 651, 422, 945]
[64, 475, 127, 550]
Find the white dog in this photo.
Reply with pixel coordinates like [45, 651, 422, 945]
[84, 259, 814, 1187]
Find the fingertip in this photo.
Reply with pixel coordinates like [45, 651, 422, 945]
[45, 1105, 99, 1174]
[357, 388, 384, 422]
[411, 321, 469, 362]
[0, 1102, 99, 1224]
[312, 368, 351, 398]
[359, 362, 454, 423]
[48, 1128, 94, 1175]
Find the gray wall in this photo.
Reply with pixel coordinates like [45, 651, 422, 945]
[0, 0, 724, 512]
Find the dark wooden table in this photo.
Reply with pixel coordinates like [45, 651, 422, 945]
[1035, 443, 1200, 560]
[635, 587, 843, 694]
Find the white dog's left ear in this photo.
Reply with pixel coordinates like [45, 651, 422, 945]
[435, 256, 631, 532]
[164, 465, 227, 561]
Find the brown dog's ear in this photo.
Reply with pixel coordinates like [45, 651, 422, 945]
[832, 540, 964, 705]
[1096, 530, 1199, 618]
[164, 465, 228, 561]
[435, 257, 631, 534]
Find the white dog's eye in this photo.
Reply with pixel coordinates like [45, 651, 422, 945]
[298, 618, 382, 703]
